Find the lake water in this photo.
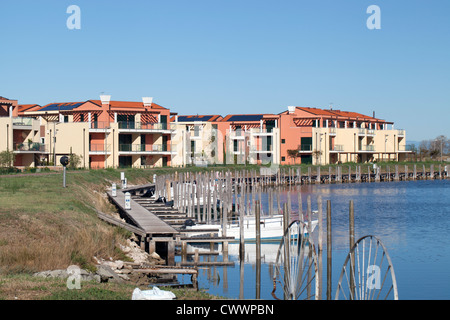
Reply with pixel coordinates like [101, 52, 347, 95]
[176, 179, 450, 300]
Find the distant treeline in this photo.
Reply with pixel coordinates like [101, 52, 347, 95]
[410, 135, 449, 160]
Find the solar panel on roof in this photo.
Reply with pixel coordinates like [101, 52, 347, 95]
[226, 115, 264, 122]
[39, 102, 83, 112]
[178, 115, 214, 122]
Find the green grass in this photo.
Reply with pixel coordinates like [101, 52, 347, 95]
[0, 273, 220, 300]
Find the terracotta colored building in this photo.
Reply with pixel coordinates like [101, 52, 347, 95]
[0, 97, 45, 167]
[279, 106, 408, 165]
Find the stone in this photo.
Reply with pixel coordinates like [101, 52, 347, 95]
[96, 265, 123, 283]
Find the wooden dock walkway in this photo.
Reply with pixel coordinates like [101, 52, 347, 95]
[106, 183, 234, 268]
[107, 189, 177, 234]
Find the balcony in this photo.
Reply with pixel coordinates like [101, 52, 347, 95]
[89, 144, 111, 155]
[359, 145, 376, 152]
[298, 144, 312, 153]
[330, 144, 344, 152]
[229, 130, 246, 140]
[12, 117, 34, 129]
[250, 128, 274, 136]
[329, 127, 337, 136]
[358, 128, 366, 136]
[13, 142, 47, 153]
[118, 144, 176, 155]
[89, 121, 111, 131]
[118, 122, 176, 134]
[249, 145, 273, 154]
[398, 145, 413, 152]
[397, 129, 405, 137]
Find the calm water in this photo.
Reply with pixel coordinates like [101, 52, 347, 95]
[177, 179, 450, 300]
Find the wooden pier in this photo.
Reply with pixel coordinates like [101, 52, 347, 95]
[106, 182, 234, 269]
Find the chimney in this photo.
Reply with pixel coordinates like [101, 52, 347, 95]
[142, 97, 153, 107]
[100, 95, 111, 105]
[373, 111, 375, 118]
[288, 106, 296, 114]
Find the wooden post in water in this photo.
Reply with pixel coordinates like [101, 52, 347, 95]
[283, 203, 289, 233]
[239, 183, 245, 260]
[287, 191, 292, 220]
[297, 190, 303, 221]
[317, 166, 321, 184]
[349, 200, 355, 298]
[255, 199, 261, 299]
[317, 195, 323, 300]
[326, 200, 332, 300]
[307, 196, 312, 235]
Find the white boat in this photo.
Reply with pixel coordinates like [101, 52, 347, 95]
[184, 215, 318, 242]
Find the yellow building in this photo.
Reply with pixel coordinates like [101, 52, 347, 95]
[21, 96, 178, 168]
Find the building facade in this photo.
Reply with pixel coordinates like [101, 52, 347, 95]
[0, 97, 45, 167]
[1, 93, 411, 169]
[19, 96, 177, 168]
[279, 106, 409, 165]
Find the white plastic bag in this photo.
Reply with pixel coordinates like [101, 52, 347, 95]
[132, 287, 176, 300]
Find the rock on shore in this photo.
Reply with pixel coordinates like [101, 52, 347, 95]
[33, 239, 165, 284]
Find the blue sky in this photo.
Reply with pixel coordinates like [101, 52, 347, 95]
[1, 0, 449, 141]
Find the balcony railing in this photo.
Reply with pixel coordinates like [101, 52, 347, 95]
[90, 121, 111, 129]
[329, 128, 337, 135]
[398, 129, 405, 136]
[13, 143, 47, 152]
[118, 122, 175, 131]
[298, 144, 313, 152]
[250, 128, 274, 135]
[89, 144, 111, 153]
[359, 145, 376, 152]
[398, 145, 413, 152]
[249, 145, 273, 153]
[12, 117, 34, 127]
[118, 144, 176, 153]
[229, 130, 246, 139]
[330, 144, 344, 151]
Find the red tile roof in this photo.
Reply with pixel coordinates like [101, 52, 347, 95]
[89, 100, 168, 110]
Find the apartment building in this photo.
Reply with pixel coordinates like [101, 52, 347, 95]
[171, 115, 223, 166]
[20, 96, 177, 168]
[279, 106, 409, 165]
[217, 114, 281, 166]
[0, 97, 45, 167]
[2, 92, 411, 169]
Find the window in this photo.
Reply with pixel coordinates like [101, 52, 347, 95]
[282, 156, 286, 162]
[63, 115, 69, 123]
[281, 139, 285, 144]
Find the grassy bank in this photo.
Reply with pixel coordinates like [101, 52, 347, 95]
[0, 168, 226, 300]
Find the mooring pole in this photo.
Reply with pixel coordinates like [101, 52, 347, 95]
[318, 196, 323, 300]
[255, 199, 261, 299]
[326, 200, 332, 300]
[349, 200, 355, 298]
[239, 184, 245, 260]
